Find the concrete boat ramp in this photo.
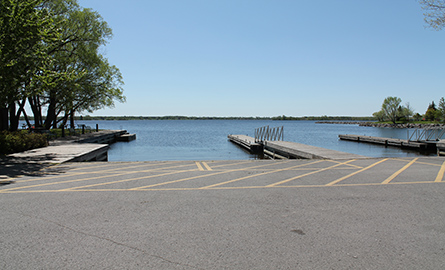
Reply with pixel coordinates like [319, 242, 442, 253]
[228, 135, 367, 159]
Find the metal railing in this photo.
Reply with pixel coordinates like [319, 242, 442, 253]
[408, 127, 445, 142]
[255, 126, 284, 142]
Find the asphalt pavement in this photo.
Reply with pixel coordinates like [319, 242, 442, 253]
[1, 157, 445, 269]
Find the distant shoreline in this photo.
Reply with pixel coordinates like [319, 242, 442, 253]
[317, 121, 445, 128]
[72, 115, 375, 121]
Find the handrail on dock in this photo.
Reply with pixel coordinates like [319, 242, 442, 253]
[408, 127, 445, 142]
[255, 126, 284, 142]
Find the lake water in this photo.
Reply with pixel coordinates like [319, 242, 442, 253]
[74, 120, 434, 161]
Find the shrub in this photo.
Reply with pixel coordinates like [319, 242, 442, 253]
[0, 131, 48, 155]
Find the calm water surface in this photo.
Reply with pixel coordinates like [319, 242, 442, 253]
[76, 120, 433, 161]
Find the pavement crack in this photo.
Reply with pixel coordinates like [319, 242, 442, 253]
[3, 209, 204, 270]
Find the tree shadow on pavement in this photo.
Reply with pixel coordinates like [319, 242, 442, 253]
[0, 155, 69, 181]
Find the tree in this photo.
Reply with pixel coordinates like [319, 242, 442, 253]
[372, 110, 385, 121]
[420, 0, 445, 30]
[414, 113, 423, 121]
[424, 101, 437, 121]
[0, 0, 56, 130]
[1, 0, 125, 131]
[31, 4, 124, 130]
[381, 96, 402, 124]
[437, 97, 445, 123]
[401, 102, 415, 122]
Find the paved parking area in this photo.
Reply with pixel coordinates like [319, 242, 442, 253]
[2, 157, 445, 193]
[1, 157, 445, 269]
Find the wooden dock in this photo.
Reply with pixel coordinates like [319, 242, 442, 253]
[228, 135, 367, 159]
[338, 134, 432, 150]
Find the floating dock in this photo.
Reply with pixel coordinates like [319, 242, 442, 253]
[263, 141, 367, 159]
[228, 135, 263, 154]
[338, 134, 432, 150]
[117, 133, 136, 142]
[228, 135, 367, 159]
[437, 141, 445, 156]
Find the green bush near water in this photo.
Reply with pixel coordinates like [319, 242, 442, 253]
[0, 131, 48, 155]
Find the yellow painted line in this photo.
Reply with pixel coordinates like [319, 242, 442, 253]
[59, 168, 198, 191]
[132, 171, 237, 190]
[206, 160, 250, 168]
[132, 160, 294, 190]
[195, 162, 205, 171]
[200, 160, 325, 189]
[382, 158, 418, 184]
[202, 162, 212, 171]
[337, 181, 437, 187]
[0, 163, 198, 192]
[16, 161, 178, 183]
[267, 160, 356, 187]
[2, 180, 443, 194]
[326, 158, 389, 186]
[435, 161, 445, 182]
[409, 161, 442, 167]
[329, 159, 364, 169]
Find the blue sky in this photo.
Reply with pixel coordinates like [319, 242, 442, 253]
[78, 0, 445, 117]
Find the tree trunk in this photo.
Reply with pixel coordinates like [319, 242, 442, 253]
[61, 114, 69, 128]
[0, 107, 8, 131]
[44, 95, 56, 130]
[70, 109, 75, 129]
[18, 98, 31, 128]
[9, 102, 20, 131]
[29, 96, 42, 127]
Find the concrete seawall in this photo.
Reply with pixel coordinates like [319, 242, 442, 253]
[8, 130, 131, 163]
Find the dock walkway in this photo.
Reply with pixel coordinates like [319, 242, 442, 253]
[228, 135, 367, 159]
[264, 140, 367, 159]
[339, 134, 431, 150]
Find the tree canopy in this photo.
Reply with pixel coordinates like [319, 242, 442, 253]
[373, 96, 445, 124]
[373, 97, 416, 124]
[0, 0, 125, 131]
[381, 96, 402, 124]
[420, 0, 445, 30]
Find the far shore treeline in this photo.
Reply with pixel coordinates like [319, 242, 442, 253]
[26, 115, 375, 121]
